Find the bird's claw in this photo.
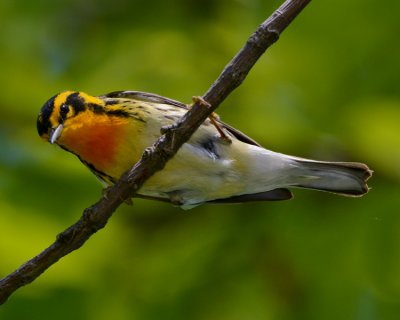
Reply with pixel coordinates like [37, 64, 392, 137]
[192, 96, 211, 108]
[191, 96, 232, 144]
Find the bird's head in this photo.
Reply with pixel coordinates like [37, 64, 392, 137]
[37, 91, 104, 144]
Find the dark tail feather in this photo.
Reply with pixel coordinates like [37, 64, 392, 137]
[209, 188, 293, 204]
[292, 159, 373, 196]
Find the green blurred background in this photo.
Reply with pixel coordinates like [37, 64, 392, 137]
[1, 0, 399, 319]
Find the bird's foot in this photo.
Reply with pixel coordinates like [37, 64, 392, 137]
[192, 96, 232, 144]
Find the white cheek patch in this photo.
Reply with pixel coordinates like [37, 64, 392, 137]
[50, 124, 63, 144]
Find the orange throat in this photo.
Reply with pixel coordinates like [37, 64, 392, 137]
[58, 114, 129, 174]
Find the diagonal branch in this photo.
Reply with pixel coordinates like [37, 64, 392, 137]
[0, 0, 311, 305]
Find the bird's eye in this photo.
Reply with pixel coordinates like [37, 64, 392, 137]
[60, 104, 70, 116]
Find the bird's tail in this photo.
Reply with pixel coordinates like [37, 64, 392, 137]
[289, 157, 373, 196]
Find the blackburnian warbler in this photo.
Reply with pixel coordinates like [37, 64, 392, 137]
[37, 90, 372, 208]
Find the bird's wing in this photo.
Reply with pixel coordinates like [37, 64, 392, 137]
[103, 91, 292, 205]
[102, 90, 189, 110]
[102, 91, 262, 147]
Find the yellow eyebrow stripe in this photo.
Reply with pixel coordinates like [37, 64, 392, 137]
[49, 91, 105, 128]
[50, 91, 75, 127]
[78, 92, 104, 106]
[54, 91, 75, 109]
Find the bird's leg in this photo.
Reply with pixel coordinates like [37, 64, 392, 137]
[208, 113, 232, 144]
[192, 96, 232, 144]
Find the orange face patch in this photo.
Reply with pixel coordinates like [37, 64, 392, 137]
[58, 112, 129, 172]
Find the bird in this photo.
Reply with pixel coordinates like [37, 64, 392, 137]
[37, 90, 372, 209]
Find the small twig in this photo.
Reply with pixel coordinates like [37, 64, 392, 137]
[0, 0, 311, 305]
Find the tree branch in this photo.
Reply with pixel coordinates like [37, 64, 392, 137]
[0, 0, 311, 304]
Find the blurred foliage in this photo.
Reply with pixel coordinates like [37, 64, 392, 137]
[0, 0, 399, 319]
